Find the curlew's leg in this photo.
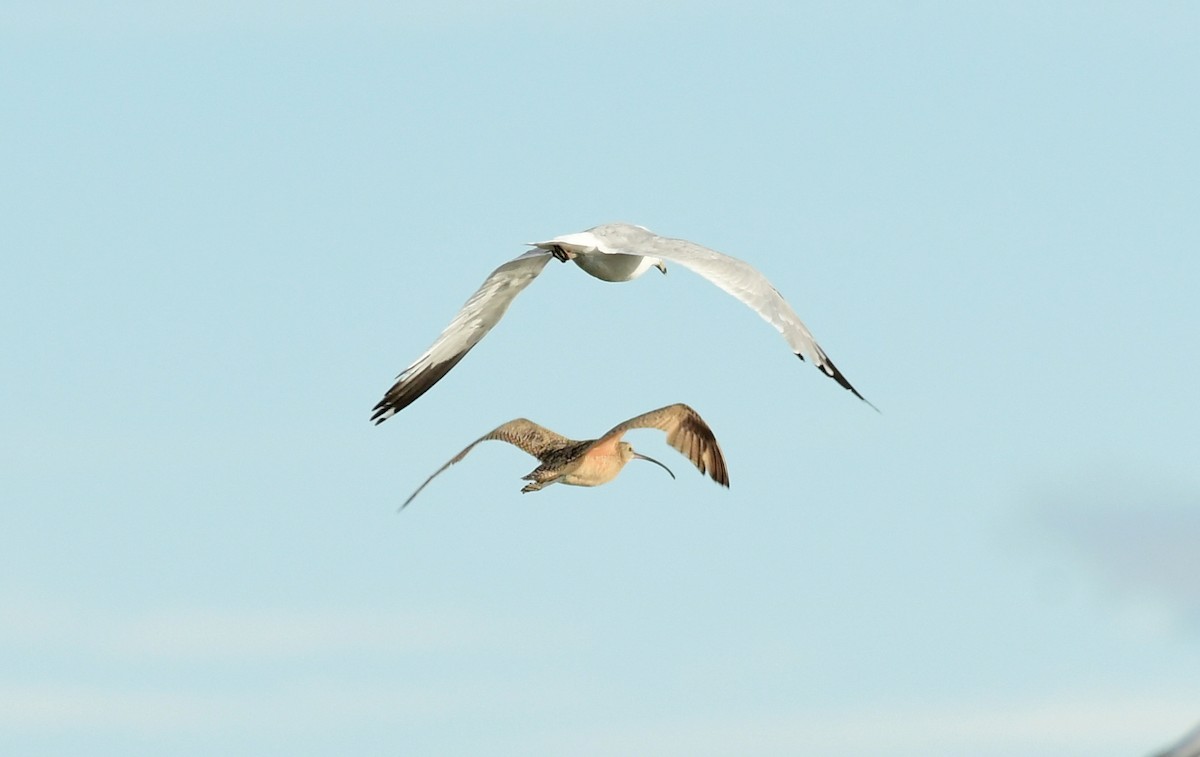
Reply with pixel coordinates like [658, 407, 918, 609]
[520, 481, 544, 494]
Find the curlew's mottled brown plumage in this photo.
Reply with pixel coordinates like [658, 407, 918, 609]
[400, 403, 729, 510]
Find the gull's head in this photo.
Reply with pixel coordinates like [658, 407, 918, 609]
[619, 442, 676, 480]
[634, 256, 666, 277]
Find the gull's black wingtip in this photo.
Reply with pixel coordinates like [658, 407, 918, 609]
[369, 352, 470, 425]
[370, 403, 393, 425]
[370, 394, 402, 424]
[798, 352, 880, 413]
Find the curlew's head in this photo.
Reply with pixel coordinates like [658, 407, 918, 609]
[618, 441, 676, 480]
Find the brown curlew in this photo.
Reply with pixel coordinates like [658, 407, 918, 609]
[401, 403, 729, 510]
[370, 222, 873, 423]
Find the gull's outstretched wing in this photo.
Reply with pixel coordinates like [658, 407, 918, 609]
[595, 403, 729, 487]
[372, 250, 552, 423]
[401, 418, 574, 510]
[586, 223, 873, 408]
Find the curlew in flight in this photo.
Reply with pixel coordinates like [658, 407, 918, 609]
[371, 222, 872, 423]
[400, 403, 729, 510]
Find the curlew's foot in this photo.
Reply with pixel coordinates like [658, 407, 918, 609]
[520, 481, 544, 494]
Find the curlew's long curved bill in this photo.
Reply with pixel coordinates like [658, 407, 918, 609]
[633, 451, 675, 480]
[597, 403, 730, 487]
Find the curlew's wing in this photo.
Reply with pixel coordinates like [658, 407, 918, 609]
[583, 223, 873, 409]
[371, 250, 553, 424]
[596, 403, 730, 487]
[401, 419, 574, 510]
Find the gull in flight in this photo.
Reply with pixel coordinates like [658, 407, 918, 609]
[401, 403, 728, 510]
[372, 222, 871, 423]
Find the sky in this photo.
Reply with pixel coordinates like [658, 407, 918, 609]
[2, 1, 1198, 754]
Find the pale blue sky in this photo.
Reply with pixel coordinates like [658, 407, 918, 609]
[2, 2, 1198, 755]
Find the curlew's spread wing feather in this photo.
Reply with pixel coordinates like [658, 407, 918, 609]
[371, 250, 553, 424]
[596, 403, 730, 487]
[401, 419, 574, 510]
[586, 223, 873, 408]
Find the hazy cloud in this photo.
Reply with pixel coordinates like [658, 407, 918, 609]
[0, 600, 582, 660]
[0, 677, 578, 732]
[0, 678, 1193, 755]
[535, 694, 1200, 757]
[1031, 476, 1200, 636]
[0, 599, 588, 734]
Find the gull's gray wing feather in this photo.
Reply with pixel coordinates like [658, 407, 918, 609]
[372, 250, 552, 423]
[595, 403, 729, 487]
[588, 223, 872, 407]
[401, 419, 575, 510]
